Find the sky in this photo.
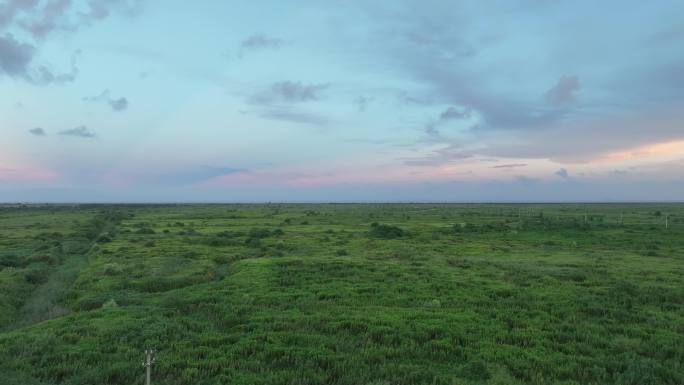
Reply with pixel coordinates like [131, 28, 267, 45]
[1, 0, 684, 202]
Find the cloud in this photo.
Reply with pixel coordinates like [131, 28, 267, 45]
[0, 33, 79, 83]
[59, 126, 95, 138]
[402, 144, 473, 166]
[79, 0, 144, 24]
[440, 106, 471, 120]
[544, 75, 580, 106]
[0, 1, 139, 84]
[355, 95, 370, 112]
[468, 106, 684, 163]
[271, 81, 329, 102]
[0, 0, 143, 39]
[424, 106, 473, 136]
[241, 34, 283, 50]
[491, 163, 527, 169]
[18, 0, 71, 39]
[0, 34, 34, 77]
[0, 0, 39, 30]
[85, 89, 129, 111]
[28, 127, 45, 136]
[30, 49, 80, 84]
[359, 5, 598, 134]
[259, 109, 330, 126]
[109, 97, 128, 111]
[249, 81, 330, 107]
[555, 168, 569, 178]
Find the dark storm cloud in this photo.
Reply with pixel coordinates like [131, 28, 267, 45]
[28, 127, 45, 135]
[544, 76, 580, 106]
[59, 126, 95, 138]
[241, 34, 283, 50]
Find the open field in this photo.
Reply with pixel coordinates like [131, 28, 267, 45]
[0, 203, 682, 385]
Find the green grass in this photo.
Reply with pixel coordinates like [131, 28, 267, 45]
[0, 203, 683, 384]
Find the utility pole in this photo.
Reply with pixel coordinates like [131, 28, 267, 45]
[665, 214, 669, 229]
[143, 349, 156, 385]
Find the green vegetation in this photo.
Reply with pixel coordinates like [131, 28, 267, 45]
[0, 203, 683, 384]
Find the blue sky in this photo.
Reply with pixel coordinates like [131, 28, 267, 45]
[1, 0, 684, 202]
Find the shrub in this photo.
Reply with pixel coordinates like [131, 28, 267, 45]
[369, 222, 405, 239]
[0, 254, 21, 268]
[25, 268, 49, 285]
[245, 237, 262, 248]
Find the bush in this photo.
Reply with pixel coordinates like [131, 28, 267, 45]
[25, 268, 49, 285]
[369, 222, 405, 239]
[0, 254, 21, 268]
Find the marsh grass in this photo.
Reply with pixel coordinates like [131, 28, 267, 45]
[0, 203, 682, 384]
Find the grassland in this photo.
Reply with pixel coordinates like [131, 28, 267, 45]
[0, 203, 682, 385]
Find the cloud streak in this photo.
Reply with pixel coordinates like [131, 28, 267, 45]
[241, 34, 283, 50]
[259, 109, 330, 126]
[59, 126, 95, 138]
[491, 163, 527, 169]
